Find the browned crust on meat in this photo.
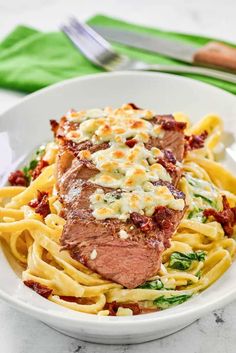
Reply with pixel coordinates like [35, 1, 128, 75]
[55, 107, 187, 288]
[145, 115, 186, 161]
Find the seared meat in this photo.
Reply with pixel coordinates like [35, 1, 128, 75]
[55, 115, 110, 156]
[62, 213, 164, 288]
[60, 164, 185, 288]
[56, 106, 187, 288]
[62, 140, 110, 158]
[56, 148, 75, 182]
[56, 112, 185, 162]
[147, 115, 186, 161]
[58, 158, 97, 192]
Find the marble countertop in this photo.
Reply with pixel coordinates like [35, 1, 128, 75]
[0, 0, 235, 352]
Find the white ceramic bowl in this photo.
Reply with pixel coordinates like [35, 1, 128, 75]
[0, 72, 236, 344]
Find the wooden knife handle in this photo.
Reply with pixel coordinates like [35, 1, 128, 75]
[193, 41, 236, 72]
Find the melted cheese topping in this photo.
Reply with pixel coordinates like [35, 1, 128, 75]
[90, 143, 170, 190]
[66, 108, 107, 123]
[66, 104, 154, 123]
[64, 104, 185, 221]
[65, 104, 163, 145]
[119, 229, 129, 239]
[90, 249, 97, 260]
[90, 187, 184, 221]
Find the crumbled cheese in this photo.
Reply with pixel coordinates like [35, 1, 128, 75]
[78, 150, 91, 160]
[90, 143, 170, 190]
[64, 187, 82, 203]
[85, 108, 107, 119]
[97, 310, 110, 316]
[119, 229, 129, 240]
[90, 249, 97, 260]
[64, 105, 184, 222]
[116, 307, 133, 316]
[66, 108, 107, 122]
[66, 130, 81, 143]
[66, 106, 160, 145]
[90, 186, 184, 221]
[43, 142, 58, 164]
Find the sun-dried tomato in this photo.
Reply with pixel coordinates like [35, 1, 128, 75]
[8, 170, 27, 186]
[130, 212, 154, 232]
[28, 191, 50, 218]
[155, 115, 187, 131]
[185, 131, 208, 152]
[24, 280, 52, 298]
[31, 160, 49, 180]
[204, 195, 236, 236]
[104, 301, 141, 316]
[125, 139, 138, 148]
[153, 206, 175, 231]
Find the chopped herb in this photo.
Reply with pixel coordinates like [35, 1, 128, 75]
[202, 216, 207, 223]
[153, 294, 192, 309]
[29, 160, 38, 170]
[193, 194, 213, 205]
[113, 193, 122, 200]
[104, 192, 122, 203]
[22, 159, 38, 183]
[188, 179, 196, 187]
[169, 251, 206, 271]
[187, 209, 197, 219]
[187, 208, 208, 223]
[139, 279, 164, 290]
[36, 145, 46, 158]
[195, 270, 202, 279]
[194, 251, 206, 261]
[21, 145, 46, 185]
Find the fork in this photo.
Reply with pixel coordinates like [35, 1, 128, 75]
[61, 18, 236, 84]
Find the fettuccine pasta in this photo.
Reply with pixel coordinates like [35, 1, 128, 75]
[0, 108, 235, 316]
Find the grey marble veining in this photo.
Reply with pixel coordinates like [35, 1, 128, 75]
[0, 0, 235, 352]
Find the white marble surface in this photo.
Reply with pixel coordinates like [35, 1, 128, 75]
[0, 0, 236, 352]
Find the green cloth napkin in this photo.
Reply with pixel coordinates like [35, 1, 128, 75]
[0, 14, 235, 94]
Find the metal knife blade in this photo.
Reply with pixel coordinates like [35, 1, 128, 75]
[90, 25, 236, 72]
[91, 25, 198, 63]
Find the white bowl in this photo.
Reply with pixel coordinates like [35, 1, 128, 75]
[0, 72, 236, 344]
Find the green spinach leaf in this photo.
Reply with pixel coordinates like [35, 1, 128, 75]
[169, 251, 206, 271]
[139, 279, 164, 290]
[154, 294, 192, 309]
[21, 145, 46, 185]
[193, 193, 213, 205]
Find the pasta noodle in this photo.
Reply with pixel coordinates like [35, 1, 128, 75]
[0, 111, 235, 316]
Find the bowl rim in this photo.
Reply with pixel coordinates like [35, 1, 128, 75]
[0, 71, 236, 327]
[0, 279, 235, 326]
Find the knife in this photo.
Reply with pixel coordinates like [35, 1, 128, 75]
[91, 25, 236, 73]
